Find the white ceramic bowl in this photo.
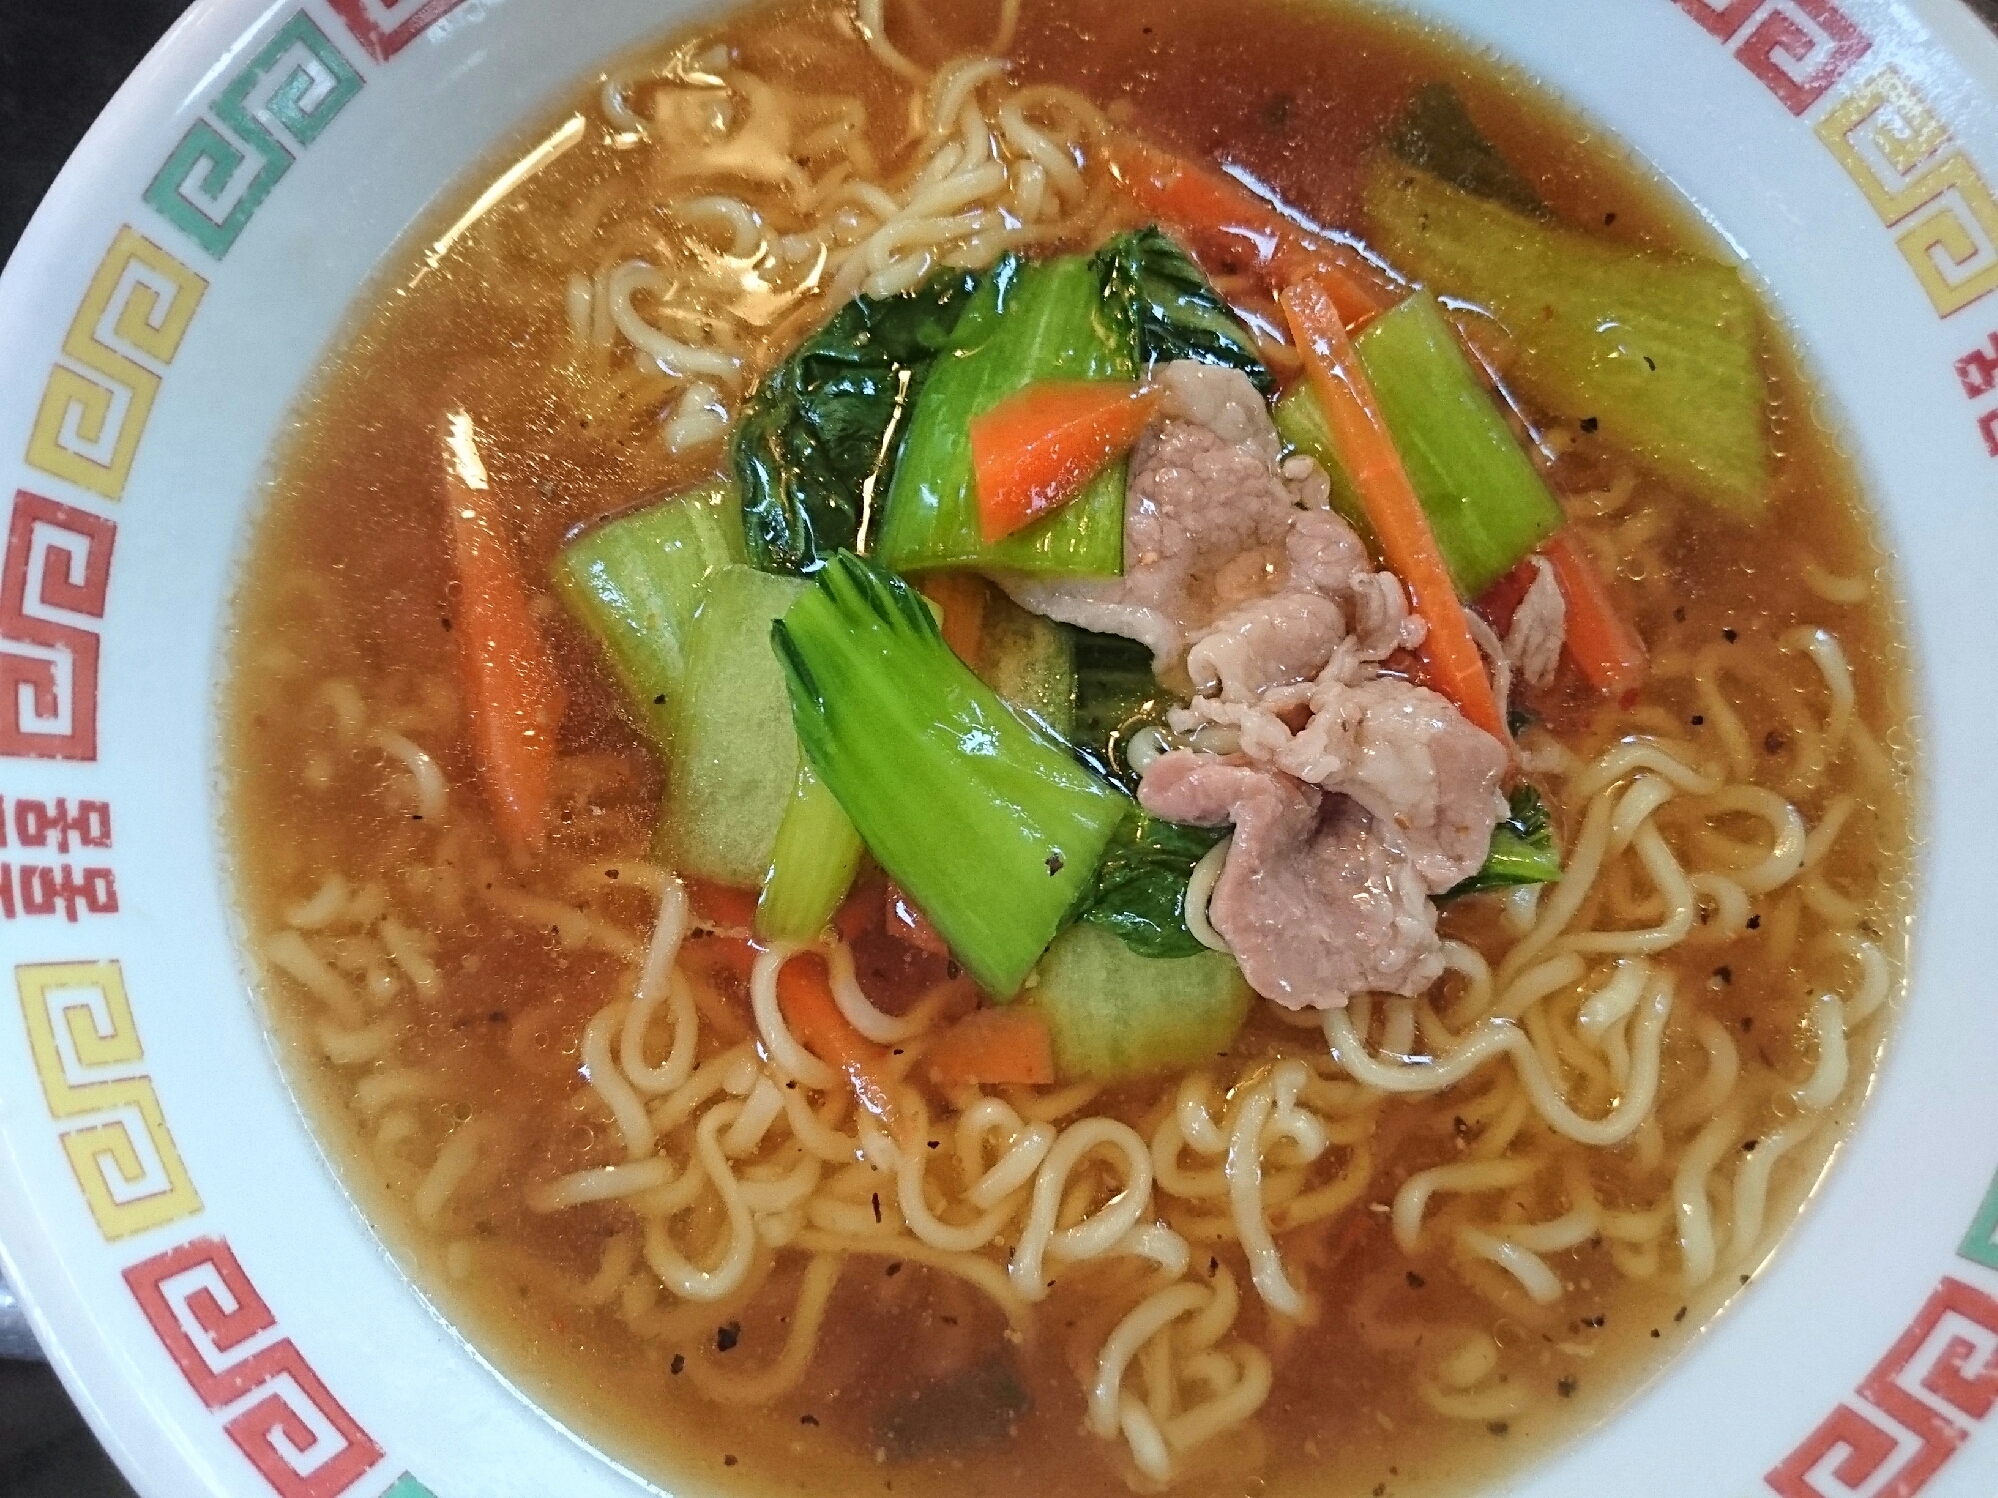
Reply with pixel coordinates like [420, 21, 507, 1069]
[3, 2, 1998, 1494]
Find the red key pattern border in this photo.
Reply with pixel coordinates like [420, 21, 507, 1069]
[0, 491, 115, 761]
[1766, 1277, 1998, 1497]
[325, 0, 472, 62]
[123, 1237, 386, 1498]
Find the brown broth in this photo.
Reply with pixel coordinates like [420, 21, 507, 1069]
[226, 1, 1916, 1495]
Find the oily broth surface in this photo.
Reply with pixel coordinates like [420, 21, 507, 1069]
[227, 1, 1914, 1496]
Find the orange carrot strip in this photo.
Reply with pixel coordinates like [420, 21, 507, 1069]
[686, 877, 761, 931]
[1106, 137, 1383, 328]
[917, 572, 989, 665]
[926, 1006, 1056, 1087]
[778, 955, 903, 1136]
[1278, 279, 1505, 742]
[1542, 530, 1649, 698]
[443, 410, 567, 855]
[971, 380, 1160, 543]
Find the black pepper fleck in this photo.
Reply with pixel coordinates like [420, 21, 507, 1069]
[872, 1192, 883, 1224]
[886, 1261, 903, 1277]
[1741, 1139, 1759, 1153]
[1690, 714, 1705, 726]
[1604, 211, 1618, 225]
[1046, 853, 1065, 875]
[1643, 355, 1657, 370]
[1650, 1328, 1661, 1338]
[671, 1354, 685, 1374]
[1723, 627, 1738, 643]
[654, 694, 667, 705]
[1747, 914, 1762, 929]
[725, 1455, 738, 1467]
[1673, 606, 1687, 623]
[1557, 1375, 1578, 1398]
[801, 1414, 819, 1426]
[1713, 965, 1733, 985]
[1487, 1421, 1510, 1436]
[716, 1322, 741, 1353]
[1674, 1305, 1688, 1322]
[1406, 1271, 1426, 1290]
[1579, 416, 1599, 433]
[1764, 728, 1788, 754]
[1740, 1016, 1754, 1032]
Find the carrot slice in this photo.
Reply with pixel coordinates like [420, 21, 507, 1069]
[926, 1006, 1056, 1087]
[686, 877, 761, 931]
[778, 954, 903, 1136]
[1106, 137, 1383, 327]
[969, 380, 1160, 543]
[918, 572, 989, 665]
[443, 410, 567, 855]
[1542, 530, 1649, 698]
[1277, 279, 1505, 742]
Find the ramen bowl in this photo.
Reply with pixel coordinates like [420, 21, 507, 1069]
[1, 1, 1997, 1495]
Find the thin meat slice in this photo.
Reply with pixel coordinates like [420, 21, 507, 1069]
[995, 363, 1313, 671]
[1171, 673, 1507, 891]
[1503, 555, 1567, 687]
[1139, 752, 1446, 1008]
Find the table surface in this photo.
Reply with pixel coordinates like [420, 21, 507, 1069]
[3, 0, 1997, 1495]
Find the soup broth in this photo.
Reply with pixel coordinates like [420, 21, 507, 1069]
[227, 1, 1915, 1495]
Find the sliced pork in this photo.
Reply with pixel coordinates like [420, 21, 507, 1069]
[994, 363, 1313, 671]
[992, 356, 1510, 1011]
[1140, 753, 1448, 1007]
[1503, 555, 1567, 687]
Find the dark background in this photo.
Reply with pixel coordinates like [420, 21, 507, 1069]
[3, 0, 1998, 1494]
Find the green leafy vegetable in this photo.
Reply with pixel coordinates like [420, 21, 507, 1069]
[733, 267, 983, 574]
[1063, 627, 1221, 957]
[1069, 628, 1172, 789]
[876, 254, 1136, 576]
[552, 485, 744, 747]
[1027, 922, 1251, 1082]
[1278, 293, 1565, 599]
[1093, 226, 1273, 395]
[1446, 785, 1563, 898]
[773, 552, 1128, 995]
[756, 761, 865, 942]
[1365, 159, 1768, 520]
[976, 590, 1077, 739]
[1385, 83, 1546, 218]
[659, 565, 810, 887]
[1076, 810, 1226, 959]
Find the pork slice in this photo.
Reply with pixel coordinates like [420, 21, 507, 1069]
[1503, 556, 1567, 687]
[994, 363, 1306, 671]
[1139, 752, 1446, 1009]
[1171, 673, 1508, 892]
[1280, 676, 1508, 889]
[1185, 592, 1347, 703]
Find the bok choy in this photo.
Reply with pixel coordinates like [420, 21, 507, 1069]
[773, 552, 1127, 995]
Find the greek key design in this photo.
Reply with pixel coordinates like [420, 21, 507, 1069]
[24, 227, 207, 501]
[0, 492, 115, 762]
[16, 961, 200, 1240]
[1766, 1276, 1998, 1498]
[144, 12, 364, 259]
[326, 0, 473, 62]
[1817, 67, 1998, 317]
[1672, 0, 1871, 114]
[125, 1237, 386, 1498]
